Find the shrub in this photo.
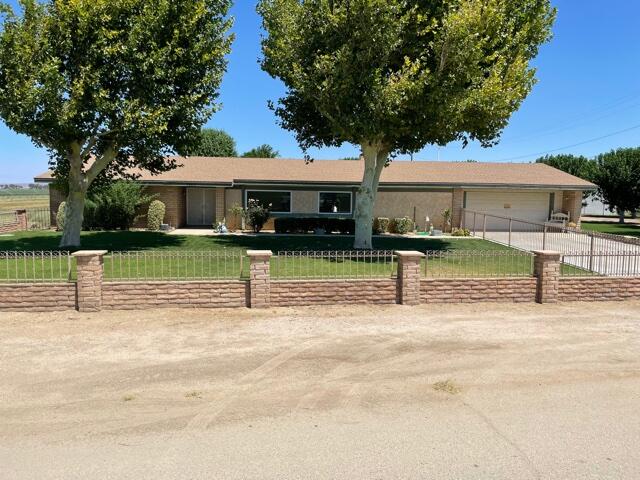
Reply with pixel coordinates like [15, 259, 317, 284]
[90, 181, 155, 230]
[55, 202, 66, 231]
[274, 217, 355, 234]
[82, 198, 98, 230]
[246, 199, 271, 233]
[451, 227, 471, 237]
[229, 203, 245, 231]
[374, 217, 390, 234]
[391, 217, 414, 234]
[147, 200, 166, 231]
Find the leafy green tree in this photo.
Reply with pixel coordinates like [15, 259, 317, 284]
[258, 0, 555, 248]
[592, 148, 640, 223]
[184, 128, 238, 157]
[536, 154, 597, 181]
[0, 0, 233, 247]
[242, 144, 280, 158]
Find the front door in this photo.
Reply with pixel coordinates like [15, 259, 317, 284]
[186, 188, 216, 226]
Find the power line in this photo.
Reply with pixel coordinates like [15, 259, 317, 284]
[495, 123, 640, 162]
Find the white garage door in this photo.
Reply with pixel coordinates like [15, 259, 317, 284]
[465, 191, 552, 231]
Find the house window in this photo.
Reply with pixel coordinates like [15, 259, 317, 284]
[246, 190, 291, 213]
[319, 192, 352, 214]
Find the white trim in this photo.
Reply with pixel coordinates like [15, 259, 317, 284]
[245, 189, 293, 214]
[317, 191, 353, 215]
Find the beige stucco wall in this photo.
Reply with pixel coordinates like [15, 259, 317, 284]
[374, 191, 453, 231]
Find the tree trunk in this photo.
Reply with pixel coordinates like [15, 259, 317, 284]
[618, 209, 626, 224]
[60, 186, 87, 248]
[354, 143, 388, 249]
[58, 141, 116, 248]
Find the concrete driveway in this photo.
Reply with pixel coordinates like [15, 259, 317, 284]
[484, 229, 640, 276]
[1, 303, 640, 479]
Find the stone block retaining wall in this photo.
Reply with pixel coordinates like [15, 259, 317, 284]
[102, 281, 248, 310]
[0, 283, 76, 312]
[1, 250, 639, 312]
[271, 279, 397, 307]
[422, 278, 537, 304]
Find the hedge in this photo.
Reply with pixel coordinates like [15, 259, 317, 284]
[274, 217, 355, 234]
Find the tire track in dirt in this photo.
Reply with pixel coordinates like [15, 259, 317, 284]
[184, 340, 318, 431]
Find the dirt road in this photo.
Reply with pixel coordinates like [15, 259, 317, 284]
[1, 302, 639, 479]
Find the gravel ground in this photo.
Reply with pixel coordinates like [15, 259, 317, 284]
[1, 302, 639, 479]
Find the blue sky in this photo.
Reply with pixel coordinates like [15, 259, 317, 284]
[1, 0, 640, 182]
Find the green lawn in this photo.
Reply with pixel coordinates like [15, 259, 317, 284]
[0, 230, 532, 281]
[581, 221, 640, 238]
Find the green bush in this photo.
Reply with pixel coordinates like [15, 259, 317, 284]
[374, 217, 390, 234]
[246, 199, 271, 233]
[391, 217, 414, 234]
[274, 217, 355, 234]
[451, 227, 471, 237]
[55, 202, 66, 231]
[147, 200, 166, 231]
[88, 181, 155, 230]
[82, 198, 98, 230]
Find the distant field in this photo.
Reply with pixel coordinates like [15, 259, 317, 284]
[0, 189, 49, 211]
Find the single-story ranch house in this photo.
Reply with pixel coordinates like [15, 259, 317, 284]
[36, 156, 595, 231]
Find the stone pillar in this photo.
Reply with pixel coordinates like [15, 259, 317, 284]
[533, 250, 561, 304]
[248, 250, 272, 308]
[15, 209, 28, 231]
[396, 251, 425, 306]
[72, 250, 107, 312]
[451, 188, 465, 230]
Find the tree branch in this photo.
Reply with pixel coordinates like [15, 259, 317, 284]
[86, 143, 117, 184]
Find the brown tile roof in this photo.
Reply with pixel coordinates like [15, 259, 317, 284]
[35, 156, 595, 189]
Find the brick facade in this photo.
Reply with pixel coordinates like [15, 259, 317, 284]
[421, 278, 537, 303]
[73, 251, 106, 312]
[49, 187, 66, 227]
[562, 190, 583, 226]
[0, 283, 76, 311]
[271, 279, 397, 306]
[142, 186, 186, 228]
[451, 188, 465, 230]
[102, 281, 248, 309]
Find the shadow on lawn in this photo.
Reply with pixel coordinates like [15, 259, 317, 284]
[0, 230, 495, 253]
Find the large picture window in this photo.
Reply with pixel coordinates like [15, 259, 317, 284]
[246, 190, 291, 213]
[319, 192, 352, 214]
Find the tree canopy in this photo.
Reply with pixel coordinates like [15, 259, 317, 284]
[535, 154, 596, 181]
[0, 0, 233, 246]
[242, 144, 279, 158]
[592, 148, 640, 223]
[184, 129, 238, 157]
[258, 0, 555, 248]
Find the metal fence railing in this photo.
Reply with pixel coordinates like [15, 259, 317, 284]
[104, 251, 247, 281]
[0, 251, 72, 283]
[25, 208, 52, 230]
[461, 209, 640, 277]
[562, 251, 640, 277]
[272, 250, 396, 279]
[423, 250, 534, 278]
[0, 211, 19, 227]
